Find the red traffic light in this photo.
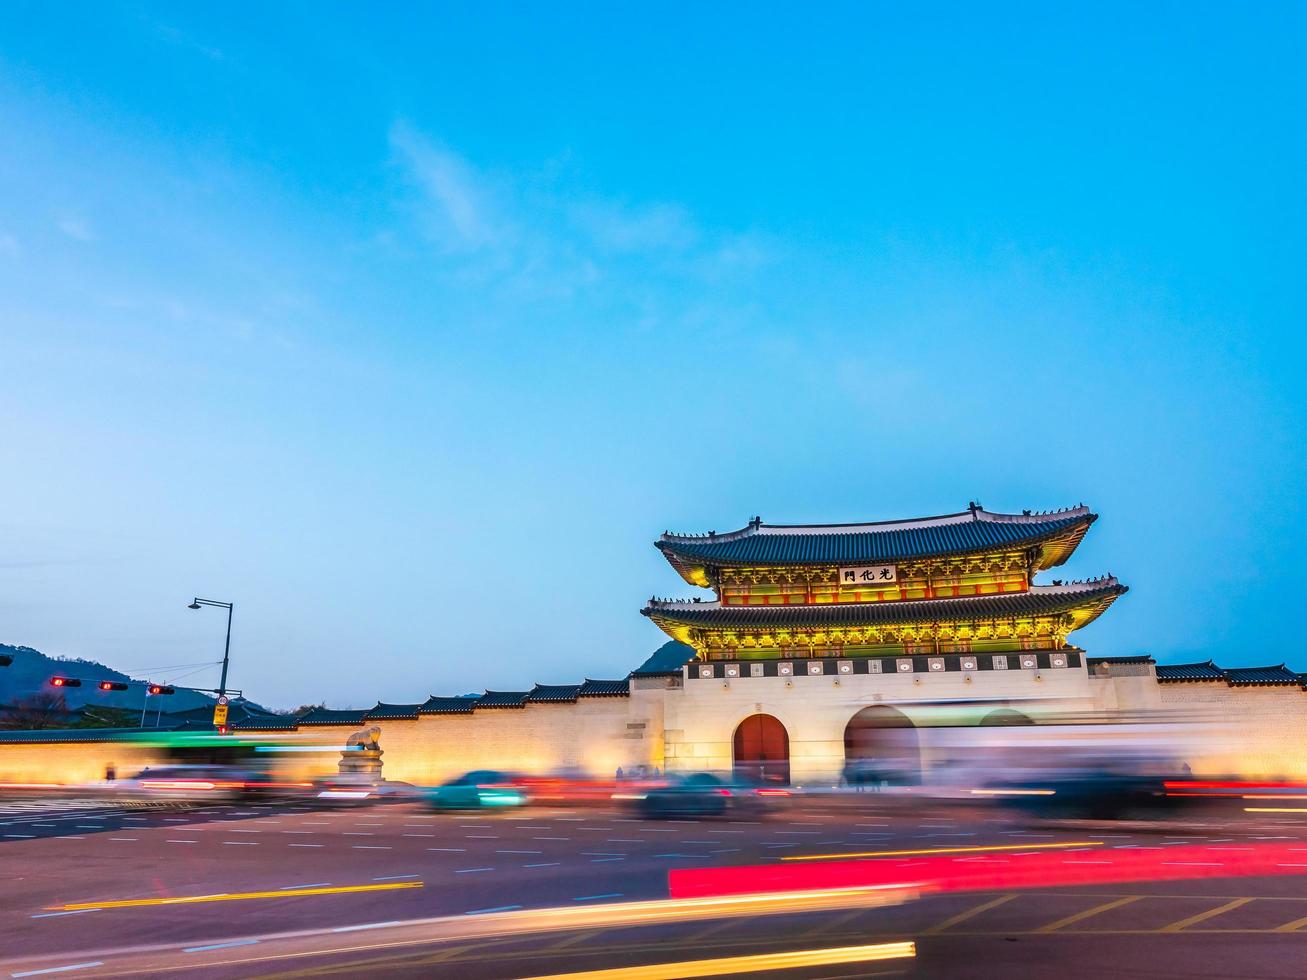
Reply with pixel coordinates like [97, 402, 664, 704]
[98, 681, 130, 692]
[146, 684, 175, 696]
[50, 676, 82, 688]
[216, 725, 229, 735]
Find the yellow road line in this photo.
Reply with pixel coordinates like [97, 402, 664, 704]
[517, 941, 917, 979]
[1159, 898, 1253, 933]
[1273, 910, 1307, 932]
[783, 840, 1102, 862]
[923, 894, 1019, 934]
[1245, 807, 1307, 813]
[47, 880, 422, 912]
[1036, 896, 1142, 933]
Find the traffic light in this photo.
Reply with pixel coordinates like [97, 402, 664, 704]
[98, 680, 130, 692]
[146, 684, 175, 695]
[50, 676, 82, 688]
[216, 725, 229, 735]
[0, 654, 12, 667]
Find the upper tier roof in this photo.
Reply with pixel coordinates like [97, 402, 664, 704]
[643, 577, 1126, 632]
[656, 505, 1094, 584]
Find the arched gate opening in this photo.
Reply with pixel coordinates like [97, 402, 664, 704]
[733, 714, 790, 785]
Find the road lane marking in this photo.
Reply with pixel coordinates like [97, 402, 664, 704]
[1273, 908, 1307, 932]
[1160, 898, 1253, 932]
[46, 881, 422, 911]
[454, 867, 494, 873]
[330, 921, 403, 933]
[467, 905, 523, 914]
[223, 841, 259, 845]
[574, 893, 623, 902]
[525, 862, 561, 868]
[280, 883, 331, 889]
[784, 840, 1104, 862]
[30, 910, 100, 919]
[517, 941, 916, 979]
[1037, 896, 1143, 933]
[11, 961, 105, 977]
[373, 875, 419, 881]
[923, 894, 1018, 934]
[183, 940, 259, 953]
[427, 847, 465, 852]
[498, 849, 543, 854]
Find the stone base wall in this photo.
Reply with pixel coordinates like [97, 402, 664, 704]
[9, 668, 1307, 787]
[0, 742, 160, 786]
[272, 693, 662, 785]
[665, 666, 1095, 785]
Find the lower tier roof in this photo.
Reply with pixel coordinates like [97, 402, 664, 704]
[642, 578, 1126, 631]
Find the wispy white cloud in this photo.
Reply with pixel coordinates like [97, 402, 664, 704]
[56, 215, 95, 242]
[389, 123, 506, 253]
[387, 122, 774, 308]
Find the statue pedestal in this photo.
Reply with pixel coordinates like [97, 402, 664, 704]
[338, 748, 383, 778]
[339, 726, 385, 780]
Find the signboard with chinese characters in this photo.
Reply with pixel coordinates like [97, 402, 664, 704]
[838, 564, 897, 585]
[213, 703, 229, 726]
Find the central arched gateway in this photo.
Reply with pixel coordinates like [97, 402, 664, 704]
[844, 705, 919, 785]
[733, 713, 790, 785]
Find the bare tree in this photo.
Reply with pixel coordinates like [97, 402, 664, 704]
[1, 691, 71, 730]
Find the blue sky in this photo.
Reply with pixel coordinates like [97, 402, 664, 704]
[1, 3, 1303, 708]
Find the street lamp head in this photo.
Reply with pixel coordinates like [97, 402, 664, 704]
[188, 601, 202, 610]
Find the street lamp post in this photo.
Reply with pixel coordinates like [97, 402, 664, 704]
[188, 598, 234, 699]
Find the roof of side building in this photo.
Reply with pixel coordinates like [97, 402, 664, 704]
[296, 707, 370, 726]
[1155, 661, 1228, 682]
[1222, 664, 1301, 686]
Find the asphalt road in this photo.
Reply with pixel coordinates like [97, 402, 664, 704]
[3, 794, 1307, 977]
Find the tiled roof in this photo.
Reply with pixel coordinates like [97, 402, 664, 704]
[631, 640, 697, 677]
[578, 678, 630, 697]
[527, 684, 581, 703]
[1155, 661, 1227, 682]
[1223, 664, 1300, 686]
[366, 702, 423, 720]
[236, 719, 300, 731]
[419, 696, 478, 715]
[1086, 655, 1155, 666]
[644, 579, 1126, 630]
[1156, 661, 1304, 687]
[657, 506, 1093, 570]
[475, 691, 530, 709]
[296, 707, 369, 726]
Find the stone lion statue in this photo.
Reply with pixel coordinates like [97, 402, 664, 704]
[339, 725, 383, 776]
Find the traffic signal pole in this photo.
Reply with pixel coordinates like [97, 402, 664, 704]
[218, 601, 233, 700]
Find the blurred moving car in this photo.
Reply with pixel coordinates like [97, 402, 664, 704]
[314, 774, 419, 804]
[426, 770, 528, 810]
[113, 764, 253, 801]
[989, 768, 1185, 821]
[620, 772, 785, 819]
